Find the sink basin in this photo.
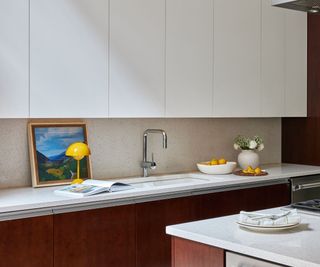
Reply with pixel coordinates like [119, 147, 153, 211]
[131, 177, 209, 188]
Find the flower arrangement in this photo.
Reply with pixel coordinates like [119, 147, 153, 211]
[233, 135, 264, 151]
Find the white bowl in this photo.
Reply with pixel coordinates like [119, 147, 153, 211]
[197, 161, 237, 175]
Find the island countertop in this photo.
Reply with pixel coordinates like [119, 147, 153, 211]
[1, 163, 320, 220]
[166, 207, 320, 267]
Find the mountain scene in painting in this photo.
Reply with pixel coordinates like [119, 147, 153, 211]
[34, 126, 89, 182]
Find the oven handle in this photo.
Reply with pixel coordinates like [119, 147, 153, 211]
[292, 181, 320, 192]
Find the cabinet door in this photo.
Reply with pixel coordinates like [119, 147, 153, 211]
[285, 10, 307, 117]
[30, 0, 108, 118]
[0, 0, 29, 118]
[54, 205, 136, 267]
[199, 183, 290, 219]
[109, 0, 165, 117]
[166, 0, 213, 117]
[136, 196, 200, 267]
[0, 216, 53, 267]
[261, 0, 285, 117]
[213, 0, 261, 117]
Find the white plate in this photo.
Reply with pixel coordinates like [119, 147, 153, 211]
[236, 221, 300, 232]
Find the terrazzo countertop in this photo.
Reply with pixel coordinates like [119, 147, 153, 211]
[166, 207, 320, 267]
[1, 163, 320, 220]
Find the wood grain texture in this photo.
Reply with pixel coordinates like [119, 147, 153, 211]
[137, 184, 290, 267]
[0, 215, 53, 267]
[136, 196, 201, 267]
[54, 205, 136, 267]
[282, 14, 320, 164]
[172, 237, 224, 267]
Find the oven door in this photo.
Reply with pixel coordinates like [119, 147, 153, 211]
[291, 174, 320, 203]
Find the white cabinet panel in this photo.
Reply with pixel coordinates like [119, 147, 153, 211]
[261, 0, 285, 117]
[30, 0, 108, 118]
[109, 0, 165, 118]
[166, 0, 213, 117]
[213, 0, 261, 117]
[0, 0, 29, 118]
[285, 10, 307, 117]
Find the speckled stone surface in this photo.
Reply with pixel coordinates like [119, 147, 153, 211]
[0, 164, 319, 218]
[167, 207, 320, 267]
[0, 118, 281, 188]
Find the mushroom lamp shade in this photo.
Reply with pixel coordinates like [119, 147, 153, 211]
[66, 142, 91, 184]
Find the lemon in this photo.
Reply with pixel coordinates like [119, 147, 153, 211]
[254, 167, 262, 175]
[218, 158, 227, 165]
[244, 166, 255, 174]
[210, 159, 219, 165]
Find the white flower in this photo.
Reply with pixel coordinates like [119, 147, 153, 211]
[257, 143, 264, 151]
[249, 140, 257, 149]
[234, 143, 240, 150]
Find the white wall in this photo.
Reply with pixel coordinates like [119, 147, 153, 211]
[0, 118, 281, 188]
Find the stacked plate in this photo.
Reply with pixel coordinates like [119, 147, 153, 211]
[237, 210, 301, 232]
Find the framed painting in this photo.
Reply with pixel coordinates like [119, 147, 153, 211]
[28, 122, 92, 187]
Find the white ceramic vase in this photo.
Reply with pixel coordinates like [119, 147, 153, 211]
[238, 150, 259, 169]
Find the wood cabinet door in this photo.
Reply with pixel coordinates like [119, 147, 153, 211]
[0, 215, 53, 267]
[0, 0, 29, 118]
[136, 196, 201, 267]
[137, 183, 290, 267]
[54, 205, 136, 267]
[30, 0, 109, 118]
[109, 0, 165, 117]
[242, 183, 291, 211]
[166, 0, 214, 117]
[199, 183, 290, 219]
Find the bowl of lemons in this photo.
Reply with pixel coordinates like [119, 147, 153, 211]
[197, 158, 237, 175]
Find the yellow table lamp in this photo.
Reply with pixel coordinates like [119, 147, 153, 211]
[66, 142, 91, 184]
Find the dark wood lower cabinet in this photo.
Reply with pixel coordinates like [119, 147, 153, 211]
[136, 183, 290, 267]
[53, 204, 136, 267]
[0, 183, 290, 267]
[0, 215, 53, 267]
[136, 196, 201, 267]
[171, 237, 224, 267]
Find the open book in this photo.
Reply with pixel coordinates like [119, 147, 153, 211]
[54, 179, 134, 197]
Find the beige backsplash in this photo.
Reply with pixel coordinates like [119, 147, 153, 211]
[0, 118, 281, 188]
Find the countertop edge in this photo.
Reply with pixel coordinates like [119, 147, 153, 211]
[1, 163, 320, 220]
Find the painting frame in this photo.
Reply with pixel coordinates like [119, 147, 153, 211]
[28, 122, 92, 188]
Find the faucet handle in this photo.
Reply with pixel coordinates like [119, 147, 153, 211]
[151, 153, 157, 170]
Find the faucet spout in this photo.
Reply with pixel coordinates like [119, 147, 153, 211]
[141, 129, 168, 177]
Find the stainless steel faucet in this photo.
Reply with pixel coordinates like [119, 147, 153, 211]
[141, 129, 168, 177]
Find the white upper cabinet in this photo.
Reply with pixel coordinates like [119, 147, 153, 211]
[285, 10, 307, 117]
[109, 0, 165, 117]
[30, 0, 108, 118]
[213, 0, 261, 117]
[166, 0, 213, 117]
[261, 1, 286, 117]
[0, 0, 29, 118]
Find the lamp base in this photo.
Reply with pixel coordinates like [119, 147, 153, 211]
[71, 178, 84, 184]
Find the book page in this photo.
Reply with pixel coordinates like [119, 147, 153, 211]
[82, 179, 116, 188]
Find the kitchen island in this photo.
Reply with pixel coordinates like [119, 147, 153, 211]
[167, 207, 320, 267]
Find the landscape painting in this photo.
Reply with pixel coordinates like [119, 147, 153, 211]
[28, 123, 91, 187]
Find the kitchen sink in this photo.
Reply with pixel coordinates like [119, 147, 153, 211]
[131, 177, 210, 188]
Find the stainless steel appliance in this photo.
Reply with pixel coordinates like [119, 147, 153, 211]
[272, 0, 320, 13]
[226, 252, 283, 267]
[291, 174, 320, 203]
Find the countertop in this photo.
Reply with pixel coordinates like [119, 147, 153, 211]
[166, 207, 320, 267]
[1, 163, 320, 221]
